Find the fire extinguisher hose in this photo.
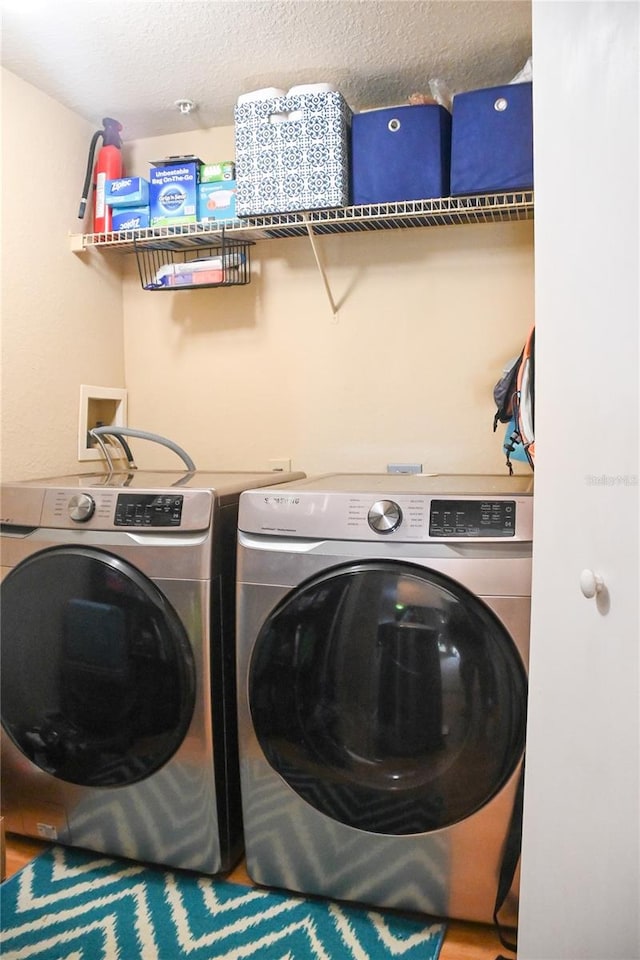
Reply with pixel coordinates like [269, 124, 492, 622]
[78, 129, 103, 219]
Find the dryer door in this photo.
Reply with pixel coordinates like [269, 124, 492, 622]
[249, 560, 527, 835]
[1, 546, 196, 787]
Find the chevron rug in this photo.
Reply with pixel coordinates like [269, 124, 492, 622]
[0, 845, 446, 960]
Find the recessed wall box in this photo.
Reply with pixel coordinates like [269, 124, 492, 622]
[78, 385, 127, 461]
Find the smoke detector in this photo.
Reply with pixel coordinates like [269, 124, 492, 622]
[175, 99, 196, 115]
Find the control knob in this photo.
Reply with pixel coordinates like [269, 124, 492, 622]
[368, 499, 402, 534]
[68, 493, 96, 523]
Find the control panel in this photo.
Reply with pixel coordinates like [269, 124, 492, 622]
[241, 488, 532, 542]
[114, 493, 184, 527]
[37, 488, 212, 532]
[366, 498, 516, 537]
[429, 499, 516, 538]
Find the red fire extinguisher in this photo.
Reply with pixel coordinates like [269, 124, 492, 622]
[78, 118, 123, 233]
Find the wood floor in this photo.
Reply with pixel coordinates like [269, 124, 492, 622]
[3, 833, 509, 959]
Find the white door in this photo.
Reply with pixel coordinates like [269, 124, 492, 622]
[519, 4, 639, 959]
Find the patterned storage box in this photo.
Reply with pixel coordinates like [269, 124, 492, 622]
[351, 104, 451, 205]
[450, 82, 533, 196]
[234, 91, 352, 217]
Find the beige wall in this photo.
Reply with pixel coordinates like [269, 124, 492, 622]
[0, 68, 125, 482]
[1, 87, 534, 481]
[123, 129, 534, 475]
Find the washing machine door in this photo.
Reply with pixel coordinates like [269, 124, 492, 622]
[1, 546, 196, 787]
[249, 560, 527, 835]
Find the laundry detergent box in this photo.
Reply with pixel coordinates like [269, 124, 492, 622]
[149, 157, 202, 226]
[111, 206, 150, 231]
[198, 181, 237, 221]
[106, 177, 149, 207]
[351, 103, 451, 204]
[450, 81, 533, 196]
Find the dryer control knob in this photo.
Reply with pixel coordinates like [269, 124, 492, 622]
[368, 499, 402, 534]
[68, 493, 96, 522]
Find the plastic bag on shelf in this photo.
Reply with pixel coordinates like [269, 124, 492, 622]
[407, 78, 453, 112]
[510, 56, 533, 84]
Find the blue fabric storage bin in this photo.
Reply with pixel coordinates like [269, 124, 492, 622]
[450, 82, 533, 196]
[351, 104, 451, 205]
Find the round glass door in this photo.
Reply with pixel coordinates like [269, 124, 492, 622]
[249, 560, 527, 835]
[1, 546, 196, 787]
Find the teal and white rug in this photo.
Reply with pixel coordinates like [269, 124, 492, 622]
[1, 845, 446, 959]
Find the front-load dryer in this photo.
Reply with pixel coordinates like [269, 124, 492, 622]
[236, 473, 532, 923]
[0, 468, 303, 874]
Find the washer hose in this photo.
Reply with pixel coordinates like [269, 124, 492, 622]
[90, 430, 117, 472]
[89, 427, 197, 472]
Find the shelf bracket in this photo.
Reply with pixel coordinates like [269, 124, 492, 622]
[302, 218, 339, 318]
[69, 232, 88, 254]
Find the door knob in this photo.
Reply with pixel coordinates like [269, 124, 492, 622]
[580, 569, 605, 599]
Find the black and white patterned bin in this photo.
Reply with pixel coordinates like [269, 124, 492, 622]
[234, 91, 352, 217]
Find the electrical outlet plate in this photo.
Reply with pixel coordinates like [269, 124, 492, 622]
[269, 458, 292, 472]
[387, 463, 423, 474]
[78, 385, 128, 461]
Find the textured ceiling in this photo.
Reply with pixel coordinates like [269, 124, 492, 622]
[1, 0, 532, 140]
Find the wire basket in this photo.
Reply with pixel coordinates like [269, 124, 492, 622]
[134, 231, 253, 291]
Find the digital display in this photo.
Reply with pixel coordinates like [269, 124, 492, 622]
[429, 500, 516, 538]
[114, 494, 184, 527]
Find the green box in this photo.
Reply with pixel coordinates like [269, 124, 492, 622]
[200, 162, 236, 183]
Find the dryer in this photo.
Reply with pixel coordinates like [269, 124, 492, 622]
[0, 468, 303, 874]
[236, 473, 532, 923]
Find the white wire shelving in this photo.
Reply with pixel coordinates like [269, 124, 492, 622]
[69, 191, 533, 315]
[69, 191, 534, 255]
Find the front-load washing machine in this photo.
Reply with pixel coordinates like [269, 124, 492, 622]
[0, 468, 303, 874]
[236, 473, 532, 923]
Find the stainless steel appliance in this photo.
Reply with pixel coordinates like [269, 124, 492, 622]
[0, 468, 303, 874]
[235, 473, 532, 922]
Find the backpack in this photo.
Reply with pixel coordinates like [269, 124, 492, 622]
[493, 326, 535, 474]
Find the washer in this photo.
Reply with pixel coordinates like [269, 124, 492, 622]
[236, 473, 532, 923]
[0, 468, 303, 874]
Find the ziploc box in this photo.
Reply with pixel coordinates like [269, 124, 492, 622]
[149, 158, 201, 226]
[351, 104, 451, 205]
[198, 181, 237, 222]
[450, 82, 533, 196]
[106, 177, 149, 207]
[112, 207, 150, 231]
[234, 91, 352, 216]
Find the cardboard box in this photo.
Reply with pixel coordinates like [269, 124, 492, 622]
[106, 177, 149, 207]
[351, 104, 451, 204]
[163, 270, 224, 287]
[450, 82, 533, 196]
[149, 160, 199, 226]
[234, 90, 352, 216]
[148, 255, 240, 289]
[112, 207, 150, 231]
[198, 181, 237, 221]
[200, 162, 236, 183]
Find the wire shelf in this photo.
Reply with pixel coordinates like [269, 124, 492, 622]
[70, 191, 534, 255]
